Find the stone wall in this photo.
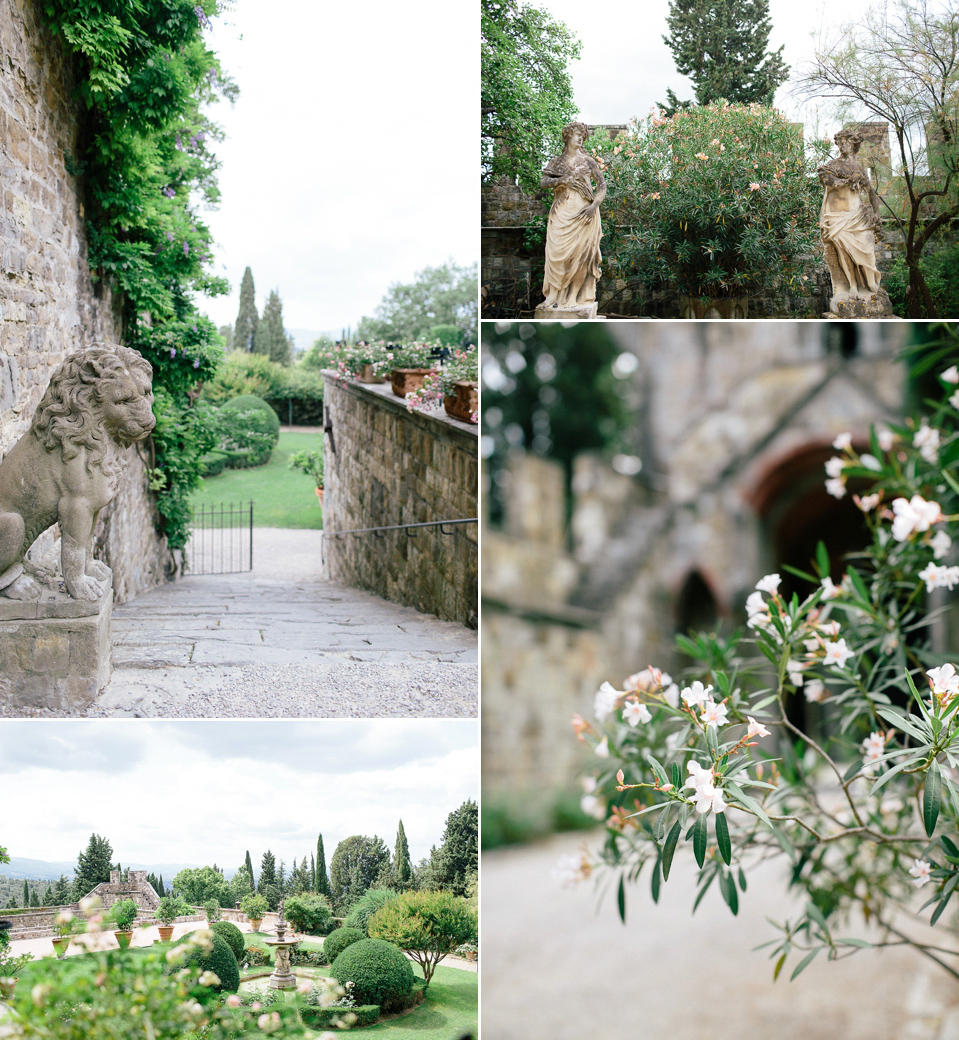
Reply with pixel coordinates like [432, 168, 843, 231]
[322, 375, 478, 627]
[0, 0, 168, 604]
[483, 322, 910, 803]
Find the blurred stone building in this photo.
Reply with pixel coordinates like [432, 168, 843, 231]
[482, 321, 910, 811]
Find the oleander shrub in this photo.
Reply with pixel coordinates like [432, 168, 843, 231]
[323, 927, 364, 963]
[330, 938, 414, 1012]
[182, 932, 239, 993]
[240, 942, 270, 967]
[343, 888, 397, 935]
[210, 920, 244, 962]
[283, 893, 334, 936]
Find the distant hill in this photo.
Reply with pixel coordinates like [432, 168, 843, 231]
[2, 858, 209, 883]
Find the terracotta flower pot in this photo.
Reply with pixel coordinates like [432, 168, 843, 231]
[51, 936, 71, 959]
[391, 368, 433, 399]
[114, 930, 133, 950]
[443, 381, 478, 423]
[249, 918, 262, 932]
[355, 364, 386, 384]
[157, 925, 174, 941]
[315, 487, 324, 504]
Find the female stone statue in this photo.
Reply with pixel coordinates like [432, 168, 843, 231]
[817, 128, 890, 315]
[535, 121, 607, 318]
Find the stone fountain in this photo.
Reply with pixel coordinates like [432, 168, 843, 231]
[263, 901, 299, 990]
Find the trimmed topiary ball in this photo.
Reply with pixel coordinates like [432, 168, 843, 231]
[220, 394, 280, 438]
[323, 927, 365, 964]
[184, 932, 240, 993]
[330, 938, 414, 1012]
[210, 920, 244, 962]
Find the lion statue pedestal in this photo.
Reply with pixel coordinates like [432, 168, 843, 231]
[0, 344, 155, 712]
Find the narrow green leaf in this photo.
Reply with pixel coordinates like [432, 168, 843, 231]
[693, 812, 708, 868]
[925, 761, 942, 837]
[653, 805, 669, 843]
[941, 835, 959, 861]
[715, 811, 732, 865]
[662, 820, 682, 881]
[842, 759, 863, 782]
[691, 866, 717, 914]
[671, 761, 681, 789]
[738, 866, 748, 892]
[650, 855, 662, 904]
[835, 938, 872, 948]
[646, 754, 670, 788]
[846, 566, 870, 604]
[725, 781, 772, 828]
[724, 870, 739, 915]
[617, 875, 626, 924]
[773, 952, 787, 981]
[931, 892, 951, 926]
[816, 541, 830, 579]
[806, 901, 828, 932]
[790, 947, 820, 981]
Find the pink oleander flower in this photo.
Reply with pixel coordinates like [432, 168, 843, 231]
[695, 152, 709, 160]
[856, 493, 880, 513]
[700, 698, 729, 727]
[823, 637, 855, 669]
[930, 530, 952, 560]
[747, 716, 770, 738]
[919, 562, 959, 592]
[914, 422, 940, 463]
[861, 731, 885, 763]
[594, 681, 620, 722]
[892, 495, 942, 542]
[928, 663, 959, 701]
[749, 181, 761, 190]
[877, 428, 895, 451]
[825, 477, 847, 499]
[942, 365, 959, 384]
[682, 680, 712, 708]
[595, 737, 610, 758]
[820, 576, 841, 599]
[824, 456, 846, 478]
[755, 573, 781, 595]
[622, 699, 652, 727]
[833, 432, 852, 450]
[909, 859, 933, 887]
[805, 679, 828, 703]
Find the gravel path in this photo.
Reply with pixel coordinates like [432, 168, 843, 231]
[2, 528, 477, 718]
[483, 830, 959, 1040]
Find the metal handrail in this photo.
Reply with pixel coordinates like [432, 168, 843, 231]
[325, 518, 477, 539]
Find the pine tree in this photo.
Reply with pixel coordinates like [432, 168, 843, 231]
[73, 833, 115, 900]
[234, 266, 258, 353]
[662, 0, 789, 108]
[433, 801, 478, 897]
[315, 834, 330, 898]
[244, 851, 255, 891]
[393, 820, 413, 888]
[29, 887, 40, 907]
[42, 885, 56, 906]
[256, 289, 293, 365]
[53, 875, 71, 904]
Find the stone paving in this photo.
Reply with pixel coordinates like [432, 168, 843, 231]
[483, 829, 959, 1040]
[42, 528, 476, 718]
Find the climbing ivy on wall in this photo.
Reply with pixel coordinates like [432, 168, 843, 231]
[39, 0, 236, 549]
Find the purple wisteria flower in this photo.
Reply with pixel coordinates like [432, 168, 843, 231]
[193, 359, 201, 369]
[162, 187, 176, 198]
[169, 348, 177, 358]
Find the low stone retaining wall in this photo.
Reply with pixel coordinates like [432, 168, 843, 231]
[321, 375, 478, 627]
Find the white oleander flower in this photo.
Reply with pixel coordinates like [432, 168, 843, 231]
[909, 859, 933, 888]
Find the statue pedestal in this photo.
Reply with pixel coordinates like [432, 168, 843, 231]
[827, 291, 893, 319]
[534, 302, 604, 321]
[0, 583, 113, 711]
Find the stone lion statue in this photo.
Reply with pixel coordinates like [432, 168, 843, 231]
[0, 345, 155, 601]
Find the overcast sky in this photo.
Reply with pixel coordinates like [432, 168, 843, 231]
[0, 720, 477, 871]
[532, 0, 875, 135]
[197, 0, 476, 343]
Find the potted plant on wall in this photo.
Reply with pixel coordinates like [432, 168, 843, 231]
[288, 445, 325, 503]
[405, 345, 478, 423]
[110, 899, 138, 950]
[241, 892, 268, 933]
[154, 895, 187, 942]
[389, 341, 444, 399]
[50, 910, 74, 959]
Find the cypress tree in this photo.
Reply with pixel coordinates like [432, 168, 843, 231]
[310, 854, 315, 893]
[22, 880, 28, 906]
[234, 266, 258, 353]
[662, 0, 789, 108]
[73, 833, 115, 900]
[257, 289, 293, 365]
[244, 851, 255, 891]
[29, 887, 40, 908]
[315, 834, 330, 898]
[393, 820, 413, 887]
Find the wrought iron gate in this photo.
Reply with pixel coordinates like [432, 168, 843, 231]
[186, 501, 253, 574]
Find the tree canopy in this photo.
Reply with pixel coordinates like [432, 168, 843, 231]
[256, 289, 294, 365]
[172, 865, 232, 907]
[73, 834, 115, 900]
[329, 835, 390, 914]
[357, 261, 477, 345]
[482, 0, 581, 193]
[662, 0, 788, 108]
[234, 266, 258, 353]
[432, 801, 478, 897]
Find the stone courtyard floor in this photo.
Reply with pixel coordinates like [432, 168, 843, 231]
[5, 527, 476, 718]
[483, 829, 959, 1040]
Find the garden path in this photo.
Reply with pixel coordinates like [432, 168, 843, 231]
[84, 527, 476, 719]
[483, 829, 959, 1040]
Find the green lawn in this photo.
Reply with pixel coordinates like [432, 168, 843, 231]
[365, 965, 477, 1039]
[190, 431, 324, 529]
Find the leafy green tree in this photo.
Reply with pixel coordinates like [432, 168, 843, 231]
[291, 858, 312, 895]
[258, 850, 280, 910]
[662, 0, 788, 108]
[218, 324, 234, 351]
[43, 885, 56, 906]
[369, 889, 477, 989]
[301, 337, 335, 369]
[256, 289, 294, 365]
[229, 865, 253, 907]
[357, 261, 477, 345]
[393, 820, 413, 888]
[800, 0, 959, 317]
[4, 897, 16, 909]
[29, 887, 39, 908]
[329, 835, 390, 914]
[315, 834, 330, 898]
[53, 875, 72, 904]
[234, 266, 259, 353]
[433, 801, 478, 897]
[172, 866, 232, 908]
[73, 834, 115, 900]
[482, 0, 581, 193]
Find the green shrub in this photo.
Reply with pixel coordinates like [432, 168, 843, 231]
[323, 927, 364, 963]
[203, 352, 286, 404]
[330, 938, 414, 1012]
[198, 450, 230, 477]
[240, 892, 268, 922]
[291, 947, 328, 967]
[299, 1004, 381, 1029]
[210, 921, 244, 962]
[344, 888, 397, 934]
[204, 899, 221, 923]
[241, 942, 270, 967]
[110, 899, 137, 931]
[214, 394, 280, 467]
[283, 893, 334, 935]
[182, 932, 239, 993]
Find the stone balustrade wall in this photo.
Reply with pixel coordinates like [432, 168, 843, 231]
[321, 375, 478, 627]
